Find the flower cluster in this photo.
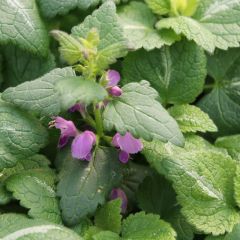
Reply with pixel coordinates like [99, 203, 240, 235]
[49, 117, 96, 161]
[50, 70, 143, 164]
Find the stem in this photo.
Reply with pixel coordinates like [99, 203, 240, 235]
[94, 105, 104, 138]
[102, 135, 112, 145]
[85, 115, 96, 129]
[204, 84, 215, 90]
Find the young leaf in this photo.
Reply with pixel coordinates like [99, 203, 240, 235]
[156, 1, 240, 52]
[168, 104, 217, 133]
[122, 212, 176, 240]
[84, 226, 102, 240]
[0, 0, 49, 56]
[122, 40, 206, 105]
[215, 135, 240, 161]
[143, 135, 239, 235]
[57, 147, 123, 226]
[0, 101, 48, 170]
[94, 199, 122, 234]
[6, 169, 61, 224]
[51, 30, 84, 65]
[38, 0, 100, 18]
[93, 231, 120, 240]
[0, 154, 50, 205]
[117, 2, 175, 51]
[71, 218, 92, 236]
[55, 77, 108, 111]
[103, 80, 184, 146]
[145, 0, 171, 15]
[206, 224, 240, 240]
[234, 165, 240, 209]
[72, 1, 128, 70]
[198, 48, 240, 136]
[0, 214, 82, 239]
[2, 67, 75, 117]
[3, 46, 55, 87]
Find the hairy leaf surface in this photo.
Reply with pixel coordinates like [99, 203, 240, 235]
[122, 40, 206, 104]
[143, 135, 239, 235]
[0, 0, 49, 56]
[57, 147, 123, 226]
[103, 80, 184, 146]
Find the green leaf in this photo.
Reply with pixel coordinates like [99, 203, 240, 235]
[93, 231, 120, 240]
[117, 2, 175, 51]
[122, 40, 206, 105]
[38, 0, 100, 18]
[156, 16, 216, 52]
[0, 54, 3, 87]
[137, 172, 194, 240]
[206, 224, 240, 240]
[84, 226, 102, 240]
[2, 67, 76, 117]
[55, 77, 108, 111]
[0, 101, 48, 170]
[0, 154, 50, 205]
[137, 174, 176, 217]
[215, 135, 240, 161]
[0, 213, 82, 239]
[72, 2, 128, 69]
[51, 30, 84, 65]
[0, 0, 49, 56]
[103, 80, 184, 146]
[168, 104, 217, 133]
[156, 1, 240, 52]
[120, 163, 151, 206]
[122, 212, 176, 240]
[3, 46, 55, 87]
[170, 0, 199, 16]
[57, 147, 123, 226]
[71, 218, 92, 236]
[143, 135, 240, 235]
[145, 0, 171, 15]
[198, 48, 240, 136]
[95, 199, 122, 234]
[166, 209, 194, 240]
[6, 169, 61, 224]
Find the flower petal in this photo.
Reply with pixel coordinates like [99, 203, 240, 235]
[108, 86, 122, 97]
[112, 133, 121, 148]
[107, 70, 120, 87]
[71, 131, 96, 160]
[110, 188, 128, 213]
[68, 103, 85, 114]
[54, 116, 77, 137]
[119, 151, 129, 163]
[58, 135, 69, 148]
[114, 132, 143, 154]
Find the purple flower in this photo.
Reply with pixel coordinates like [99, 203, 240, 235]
[108, 86, 122, 97]
[110, 188, 128, 213]
[106, 70, 122, 97]
[49, 117, 77, 148]
[107, 70, 120, 87]
[68, 103, 86, 115]
[112, 132, 143, 163]
[71, 130, 96, 161]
